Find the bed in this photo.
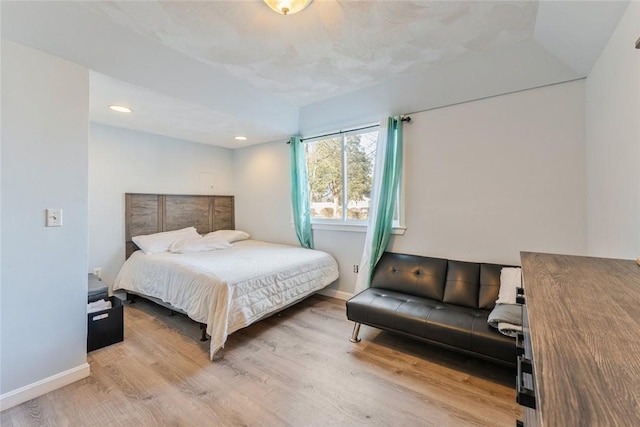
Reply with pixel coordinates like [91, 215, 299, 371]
[113, 193, 339, 360]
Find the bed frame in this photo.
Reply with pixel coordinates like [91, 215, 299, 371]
[124, 193, 235, 342]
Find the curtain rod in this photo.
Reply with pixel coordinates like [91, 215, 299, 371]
[300, 124, 378, 142]
[289, 116, 412, 143]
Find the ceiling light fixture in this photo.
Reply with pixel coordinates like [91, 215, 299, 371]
[264, 0, 312, 16]
[109, 105, 132, 113]
[235, 136, 248, 141]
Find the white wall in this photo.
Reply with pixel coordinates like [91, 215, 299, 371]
[234, 80, 588, 297]
[586, 1, 640, 259]
[89, 123, 235, 285]
[233, 141, 298, 246]
[389, 79, 587, 265]
[1, 40, 90, 407]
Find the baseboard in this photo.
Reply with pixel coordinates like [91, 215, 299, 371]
[0, 362, 90, 411]
[317, 288, 353, 301]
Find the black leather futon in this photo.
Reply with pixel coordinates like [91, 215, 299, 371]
[346, 252, 516, 365]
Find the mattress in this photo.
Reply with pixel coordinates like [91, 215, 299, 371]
[113, 239, 339, 359]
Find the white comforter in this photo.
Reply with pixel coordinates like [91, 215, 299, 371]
[113, 240, 339, 359]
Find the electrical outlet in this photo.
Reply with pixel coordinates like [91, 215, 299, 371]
[93, 268, 102, 279]
[46, 208, 63, 227]
[353, 264, 359, 273]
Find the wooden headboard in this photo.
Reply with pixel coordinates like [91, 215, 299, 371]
[125, 193, 235, 259]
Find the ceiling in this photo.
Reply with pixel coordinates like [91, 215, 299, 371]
[1, 1, 630, 149]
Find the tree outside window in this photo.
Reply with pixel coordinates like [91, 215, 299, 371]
[305, 129, 378, 223]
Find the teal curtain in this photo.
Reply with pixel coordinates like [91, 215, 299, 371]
[355, 117, 403, 292]
[289, 136, 314, 249]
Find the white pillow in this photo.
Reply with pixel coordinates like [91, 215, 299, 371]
[496, 267, 522, 305]
[132, 227, 200, 254]
[169, 235, 232, 254]
[206, 229, 250, 243]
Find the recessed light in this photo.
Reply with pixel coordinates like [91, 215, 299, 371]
[109, 105, 132, 113]
[235, 136, 248, 141]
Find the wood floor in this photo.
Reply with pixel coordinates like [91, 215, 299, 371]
[2, 295, 522, 426]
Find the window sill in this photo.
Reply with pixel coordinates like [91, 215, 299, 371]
[310, 222, 406, 235]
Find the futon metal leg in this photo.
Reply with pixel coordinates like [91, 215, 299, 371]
[126, 292, 136, 304]
[200, 323, 209, 342]
[349, 322, 362, 343]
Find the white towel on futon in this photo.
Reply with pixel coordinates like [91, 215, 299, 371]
[495, 267, 522, 305]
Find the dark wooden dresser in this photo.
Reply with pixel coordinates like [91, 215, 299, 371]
[519, 252, 640, 426]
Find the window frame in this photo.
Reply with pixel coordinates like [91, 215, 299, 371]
[303, 124, 406, 235]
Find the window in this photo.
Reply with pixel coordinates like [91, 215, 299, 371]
[305, 127, 379, 224]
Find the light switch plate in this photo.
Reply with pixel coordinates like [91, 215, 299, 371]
[46, 208, 63, 227]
